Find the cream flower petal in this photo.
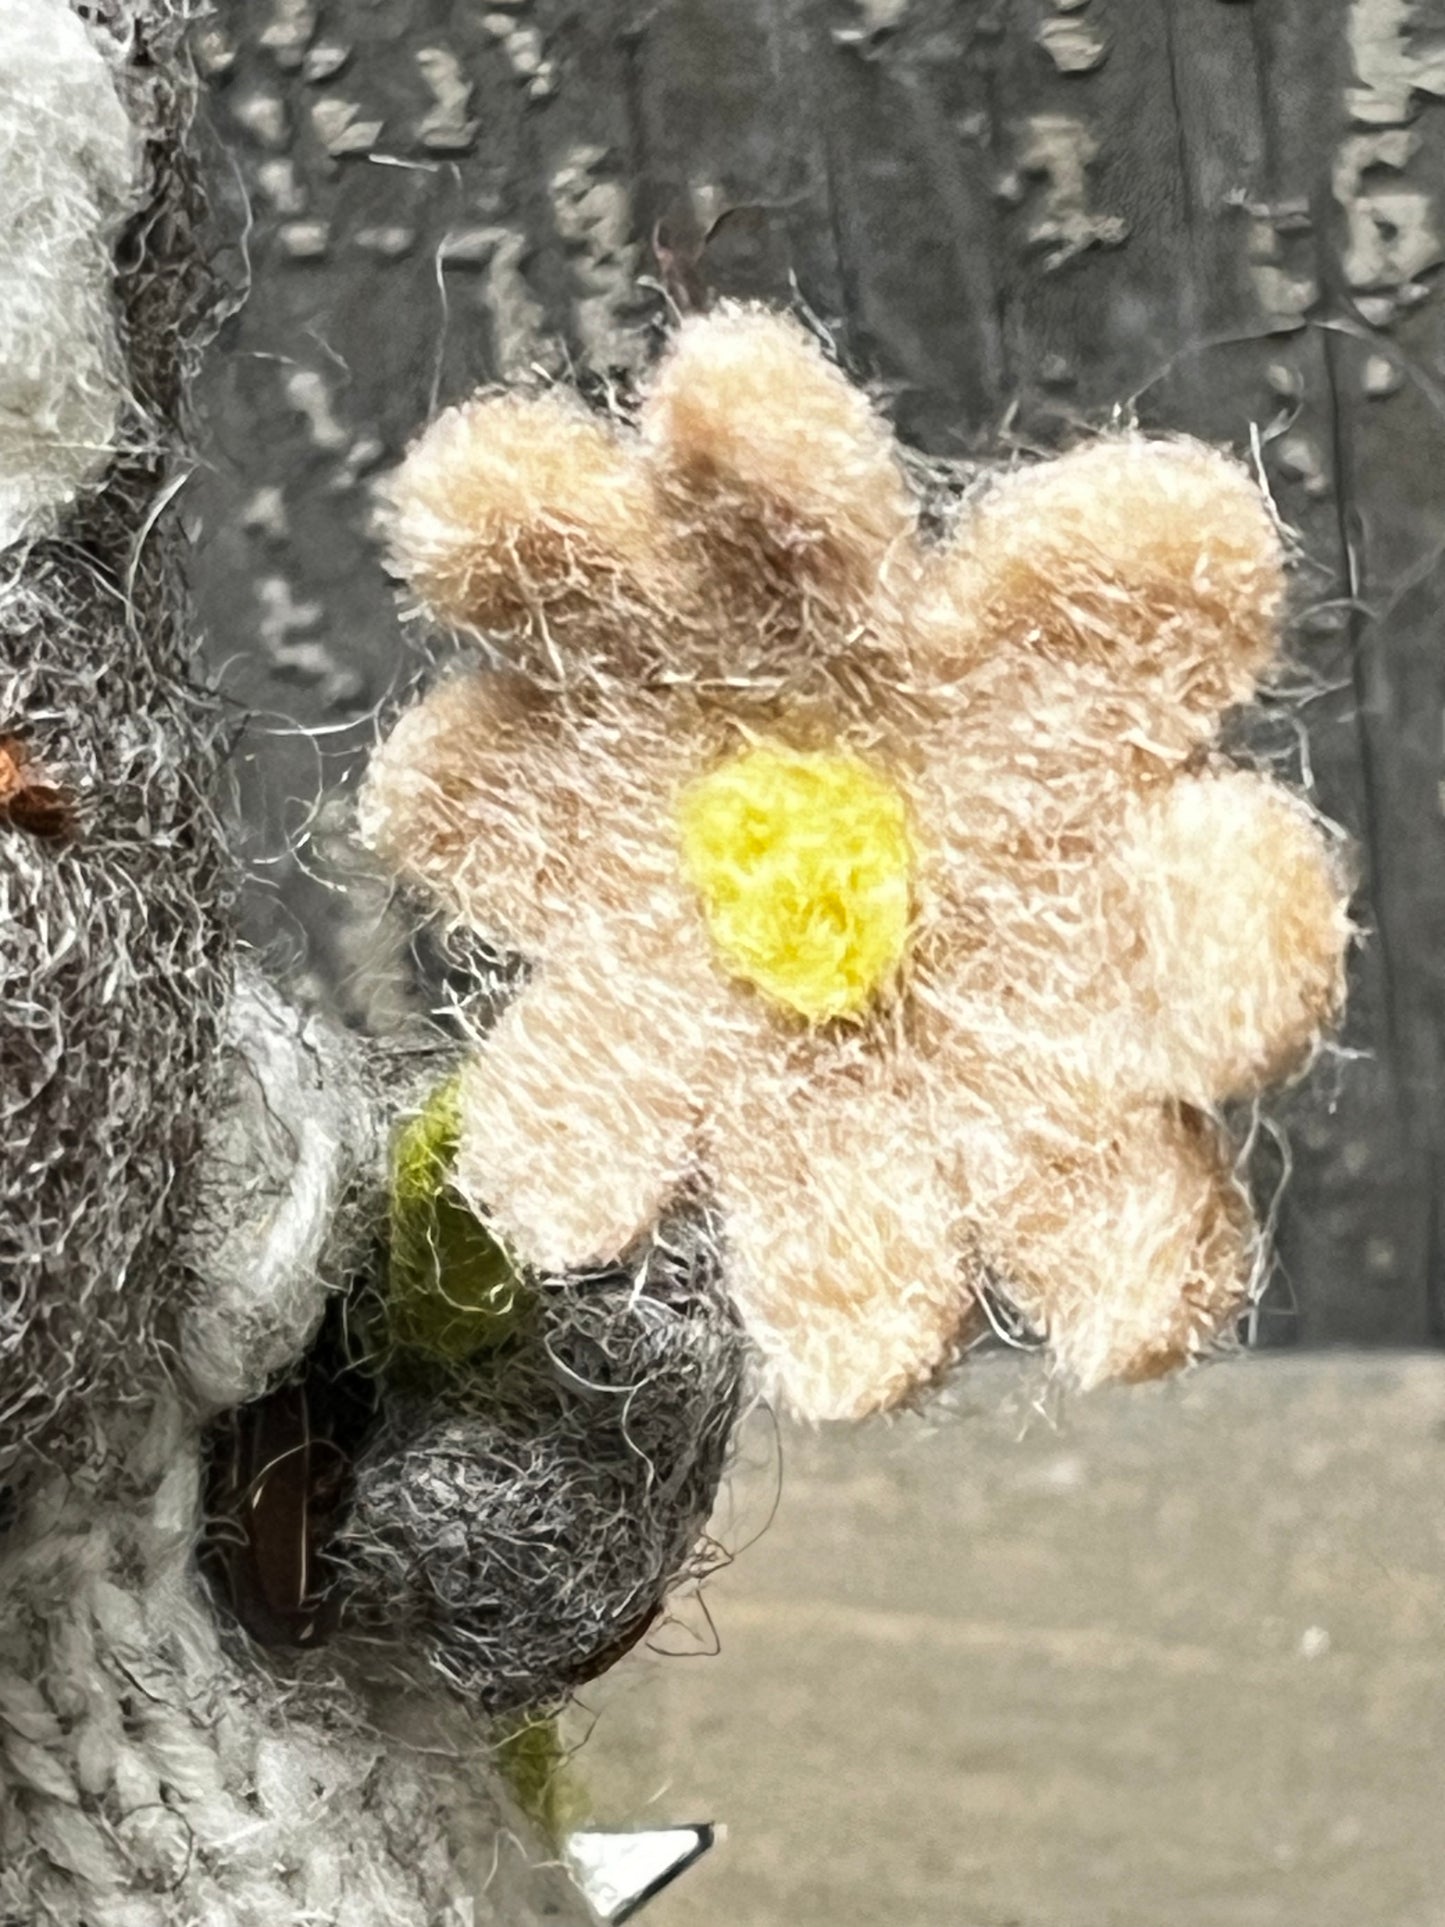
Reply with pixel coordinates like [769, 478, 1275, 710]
[642, 308, 916, 591]
[709, 1068, 979, 1421]
[451, 920, 724, 1275]
[384, 305, 925, 692]
[639, 306, 919, 681]
[1114, 769, 1353, 1106]
[952, 1098, 1255, 1390]
[382, 391, 675, 686]
[908, 436, 1285, 760]
[359, 668, 589, 955]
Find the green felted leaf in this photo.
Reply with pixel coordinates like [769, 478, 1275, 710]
[387, 1079, 526, 1361]
[495, 1714, 588, 1841]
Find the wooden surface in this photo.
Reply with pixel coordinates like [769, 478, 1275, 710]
[193, 0, 1445, 1346]
[581, 1355, 1445, 1927]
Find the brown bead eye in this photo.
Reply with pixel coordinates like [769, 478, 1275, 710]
[199, 1304, 380, 1650]
[202, 1382, 345, 1649]
[0, 735, 76, 842]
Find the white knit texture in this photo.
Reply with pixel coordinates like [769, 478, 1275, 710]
[0, 0, 138, 549]
[180, 968, 376, 1414]
[0, 1391, 592, 1926]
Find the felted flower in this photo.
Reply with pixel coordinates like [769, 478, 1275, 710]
[360, 306, 1352, 1423]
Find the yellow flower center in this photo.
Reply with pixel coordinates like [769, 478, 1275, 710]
[677, 743, 915, 1022]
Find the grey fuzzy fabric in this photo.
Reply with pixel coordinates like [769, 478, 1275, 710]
[0, 0, 234, 1480]
[333, 1216, 747, 1712]
[0, 8, 579, 1911]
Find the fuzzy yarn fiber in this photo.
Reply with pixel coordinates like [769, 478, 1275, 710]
[0, 0, 139, 550]
[0, 0, 232, 1485]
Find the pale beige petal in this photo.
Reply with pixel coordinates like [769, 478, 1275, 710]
[910, 436, 1285, 757]
[954, 1099, 1256, 1390]
[640, 305, 921, 675]
[710, 1067, 979, 1422]
[358, 668, 593, 953]
[1115, 769, 1353, 1105]
[450, 915, 734, 1275]
[911, 763, 1351, 1124]
[906, 794, 1133, 1148]
[383, 390, 676, 683]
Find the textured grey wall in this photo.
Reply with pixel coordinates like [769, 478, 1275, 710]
[192, 0, 1445, 1347]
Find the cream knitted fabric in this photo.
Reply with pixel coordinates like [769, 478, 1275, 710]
[0, 1391, 588, 1927]
[180, 969, 378, 1418]
[0, 0, 139, 549]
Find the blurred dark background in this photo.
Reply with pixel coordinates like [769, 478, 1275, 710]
[192, 0, 1445, 1345]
